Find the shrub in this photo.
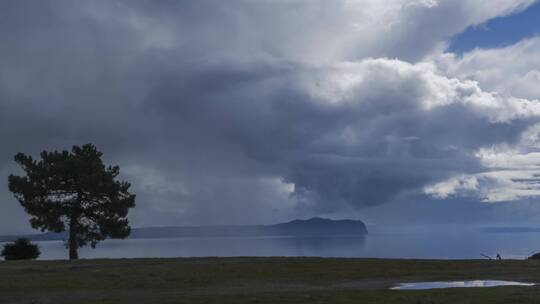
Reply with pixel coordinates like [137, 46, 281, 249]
[1, 238, 40, 260]
[528, 252, 540, 260]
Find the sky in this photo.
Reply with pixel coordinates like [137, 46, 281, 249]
[3, 0, 540, 234]
[449, 0, 540, 53]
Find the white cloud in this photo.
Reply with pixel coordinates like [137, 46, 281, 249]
[425, 170, 540, 202]
[421, 32, 540, 203]
[425, 123, 540, 202]
[437, 37, 540, 100]
[425, 174, 480, 199]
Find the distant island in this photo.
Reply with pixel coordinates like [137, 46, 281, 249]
[0, 217, 367, 242]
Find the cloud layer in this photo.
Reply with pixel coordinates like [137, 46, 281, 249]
[1, 0, 540, 233]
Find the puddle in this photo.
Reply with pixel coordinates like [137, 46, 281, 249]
[391, 280, 535, 290]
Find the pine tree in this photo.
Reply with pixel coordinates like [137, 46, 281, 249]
[8, 144, 136, 260]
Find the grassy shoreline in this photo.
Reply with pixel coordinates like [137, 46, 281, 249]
[2, 257, 540, 303]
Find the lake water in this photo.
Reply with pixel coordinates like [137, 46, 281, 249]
[391, 280, 536, 290]
[25, 228, 540, 260]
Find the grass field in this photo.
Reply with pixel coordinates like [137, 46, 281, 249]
[2, 257, 540, 303]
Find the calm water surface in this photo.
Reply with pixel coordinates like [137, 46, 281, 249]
[25, 229, 540, 260]
[391, 280, 536, 290]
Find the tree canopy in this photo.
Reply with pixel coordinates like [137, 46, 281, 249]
[8, 144, 135, 260]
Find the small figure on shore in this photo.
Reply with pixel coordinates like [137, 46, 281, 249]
[496, 253, 502, 260]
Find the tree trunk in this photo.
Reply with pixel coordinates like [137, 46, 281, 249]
[69, 215, 79, 260]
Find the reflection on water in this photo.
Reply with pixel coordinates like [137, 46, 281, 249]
[35, 236, 367, 260]
[20, 229, 540, 260]
[391, 280, 536, 290]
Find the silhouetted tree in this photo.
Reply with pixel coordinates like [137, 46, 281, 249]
[8, 144, 136, 260]
[1, 238, 40, 260]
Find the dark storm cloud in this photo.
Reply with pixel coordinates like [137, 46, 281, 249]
[0, 0, 539, 233]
